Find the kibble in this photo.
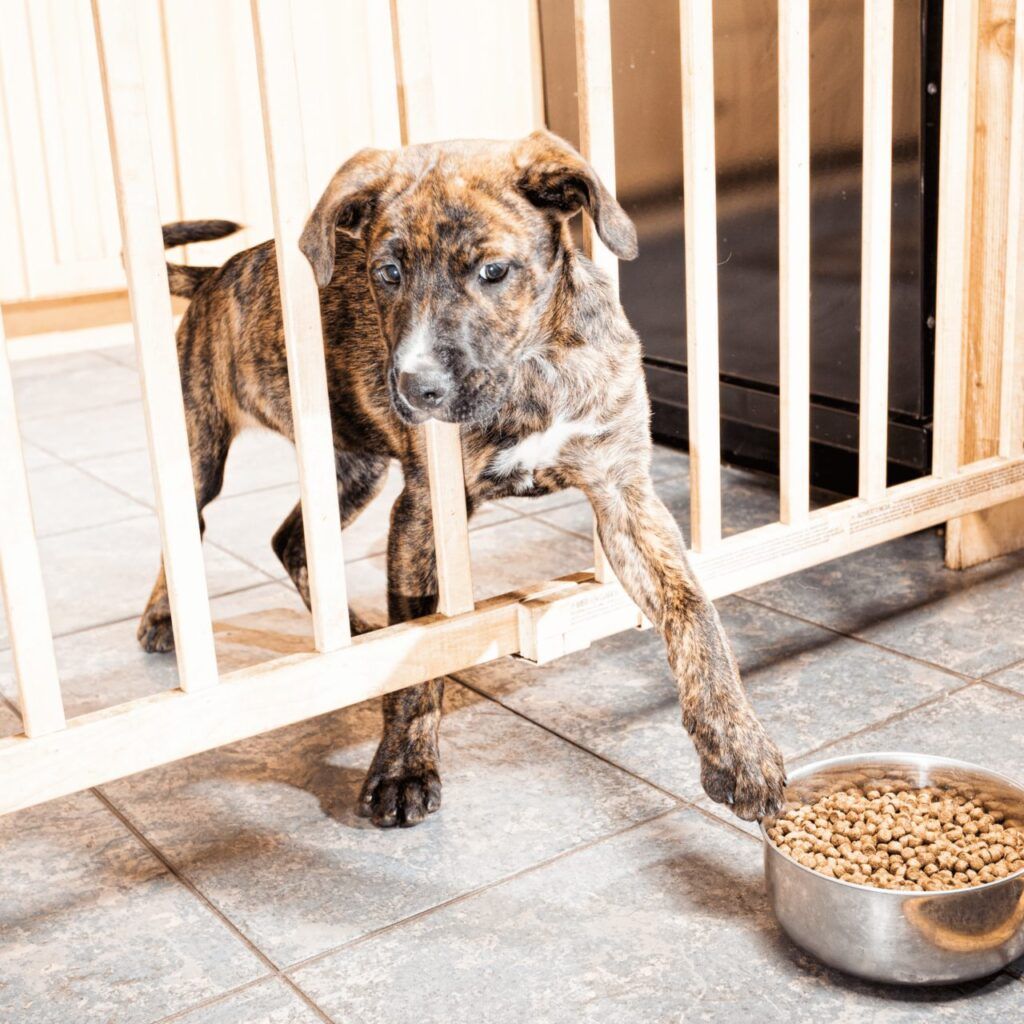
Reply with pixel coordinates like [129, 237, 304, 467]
[766, 783, 1024, 891]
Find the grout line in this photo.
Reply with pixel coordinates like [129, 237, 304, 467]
[31, 508, 153, 543]
[976, 677, 1024, 701]
[450, 676, 763, 848]
[282, 802, 684, 977]
[146, 977, 271, 1024]
[451, 675, 688, 810]
[94, 788, 340, 1024]
[733, 592, 977, 684]
[786, 679, 981, 767]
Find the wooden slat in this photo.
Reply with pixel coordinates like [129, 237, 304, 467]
[390, 0, 474, 615]
[251, 0, 350, 651]
[679, 0, 722, 551]
[857, 0, 895, 501]
[91, 0, 218, 691]
[573, 0, 618, 582]
[932, 0, 980, 478]
[777, 0, 811, 523]
[999, 0, 1024, 459]
[0, 318, 65, 737]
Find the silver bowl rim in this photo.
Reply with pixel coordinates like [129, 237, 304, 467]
[759, 750, 1024, 898]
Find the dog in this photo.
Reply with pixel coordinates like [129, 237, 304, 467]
[145, 129, 786, 828]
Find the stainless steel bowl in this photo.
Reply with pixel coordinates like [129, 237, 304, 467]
[761, 752, 1024, 985]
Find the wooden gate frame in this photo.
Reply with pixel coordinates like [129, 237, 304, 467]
[1, 0, 1023, 817]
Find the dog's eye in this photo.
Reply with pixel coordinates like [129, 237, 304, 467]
[479, 262, 509, 284]
[375, 263, 402, 286]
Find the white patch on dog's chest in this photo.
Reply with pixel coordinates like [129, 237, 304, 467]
[489, 416, 603, 481]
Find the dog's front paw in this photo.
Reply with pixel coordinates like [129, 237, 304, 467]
[137, 610, 175, 653]
[698, 720, 786, 822]
[358, 762, 442, 828]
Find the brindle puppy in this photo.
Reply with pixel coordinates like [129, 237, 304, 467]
[144, 130, 786, 827]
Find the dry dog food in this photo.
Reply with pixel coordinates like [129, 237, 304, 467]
[766, 783, 1024, 891]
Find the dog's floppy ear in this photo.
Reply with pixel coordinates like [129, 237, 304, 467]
[300, 148, 396, 287]
[515, 129, 638, 261]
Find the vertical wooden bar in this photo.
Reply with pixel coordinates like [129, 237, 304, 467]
[0, 322, 65, 737]
[999, 0, 1024, 459]
[251, 0, 350, 651]
[390, 0, 474, 615]
[574, 0, 618, 581]
[777, 0, 811, 523]
[858, 0, 895, 501]
[679, 0, 722, 550]
[92, 0, 218, 690]
[932, 0, 979, 479]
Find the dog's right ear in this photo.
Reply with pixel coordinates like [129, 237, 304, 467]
[299, 148, 396, 288]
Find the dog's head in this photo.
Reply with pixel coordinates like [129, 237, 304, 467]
[299, 130, 637, 425]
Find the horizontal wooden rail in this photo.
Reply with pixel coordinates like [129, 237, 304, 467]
[6, 449, 1024, 816]
[252, 0, 351, 651]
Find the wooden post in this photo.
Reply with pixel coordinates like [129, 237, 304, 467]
[92, 0, 219, 691]
[0, 318, 66, 737]
[390, 0, 475, 615]
[777, 0, 811, 524]
[679, 0, 723, 551]
[946, 0, 1024, 568]
[573, 0, 619, 581]
[251, 0, 351, 650]
[858, 0, 895, 502]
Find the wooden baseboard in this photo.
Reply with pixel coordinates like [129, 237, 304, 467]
[2, 290, 188, 339]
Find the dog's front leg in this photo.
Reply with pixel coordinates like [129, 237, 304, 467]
[358, 479, 445, 828]
[585, 472, 786, 820]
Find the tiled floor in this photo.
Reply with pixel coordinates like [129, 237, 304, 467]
[2, 343, 1024, 1023]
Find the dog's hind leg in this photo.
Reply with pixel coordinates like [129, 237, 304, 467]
[137, 408, 233, 654]
[271, 450, 389, 629]
[358, 475, 446, 828]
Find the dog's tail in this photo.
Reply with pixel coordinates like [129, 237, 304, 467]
[162, 219, 242, 298]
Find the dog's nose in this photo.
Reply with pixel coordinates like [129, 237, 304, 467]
[398, 370, 451, 411]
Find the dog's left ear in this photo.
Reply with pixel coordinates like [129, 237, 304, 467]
[300, 147, 396, 287]
[515, 129, 638, 261]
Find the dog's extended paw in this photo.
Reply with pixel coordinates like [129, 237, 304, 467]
[358, 765, 442, 828]
[137, 611, 175, 653]
[698, 724, 786, 822]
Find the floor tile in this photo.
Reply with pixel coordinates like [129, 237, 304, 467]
[81, 429, 303, 508]
[459, 596, 961, 806]
[0, 516, 268, 650]
[790, 682, 1024, 781]
[745, 529, 1024, 678]
[292, 805, 1013, 1024]
[13, 362, 141, 419]
[9, 350, 113, 381]
[0, 582, 307, 733]
[18, 401, 150, 462]
[27, 463, 149, 537]
[100, 683, 673, 966]
[0, 786, 264, 1024]
[168, 979, 324, 1024]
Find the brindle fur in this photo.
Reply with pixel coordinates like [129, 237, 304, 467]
[145, 131, 785, 827]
